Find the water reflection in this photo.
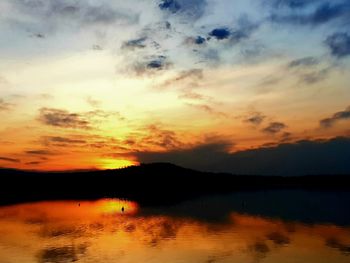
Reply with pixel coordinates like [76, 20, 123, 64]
[0, 194, 349, 263]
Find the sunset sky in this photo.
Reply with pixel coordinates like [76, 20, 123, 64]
[0, 0, 350, 173]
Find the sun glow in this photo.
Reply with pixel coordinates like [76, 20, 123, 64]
[97, 158, 137, 170]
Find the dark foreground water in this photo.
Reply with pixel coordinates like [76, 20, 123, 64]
[0, 190, 350, 263]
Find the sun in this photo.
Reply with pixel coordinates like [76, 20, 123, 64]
[97, 158, 138, 170]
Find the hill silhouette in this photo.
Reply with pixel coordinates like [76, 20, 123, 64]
[1, 163, 349, 205]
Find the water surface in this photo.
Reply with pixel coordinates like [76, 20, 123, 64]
[0, 191, 349, 263]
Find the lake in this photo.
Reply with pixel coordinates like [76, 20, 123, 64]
[0, 190, 349, 263]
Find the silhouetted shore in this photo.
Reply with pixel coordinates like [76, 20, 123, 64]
[1, 163, 350, 205]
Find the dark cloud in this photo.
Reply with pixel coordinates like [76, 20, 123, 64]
[159, 0, 207, 20]
[133, 56, 171, 75]
[270, 0, 319, 9]
[266, 232, 290, 246]
[122, 37, 147, 50]
[325, 32, 350, 58]
[38, 108, 122, 130]
[25, 150, 55, 156]
[209, 28, 231, 40]
[320, 105, 350, 128]
[134, 140, 233, 172]
[0, 156, 21, 163]
[208, 18, 258, 44]
[270, 2, 350, 26]
[135, 136, 350, 175]
[26, 161, 42, 165]
[288, 57, 319, 68]
[244, 113, 266, 126]
[185, 36, 206, 45]
[230, 17, 259, 43]
[280, 132, 292, 143]
[159, 0, 181, 13]
[325, 238, 350, 255]
[43, 136, 86, 145]
[262, 122, 287, 134]
[194, 36, 206, 45]
[249, 241, 270, 260]
[38, 108, 90, 129]
[147, 60, 164, 69]
[131, 55, 172, 75]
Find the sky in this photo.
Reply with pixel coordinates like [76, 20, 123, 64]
[0, 0, 350, 174]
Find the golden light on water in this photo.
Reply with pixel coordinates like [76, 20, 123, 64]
[0, 199, 350, 263]
[97, 198, 139, 215]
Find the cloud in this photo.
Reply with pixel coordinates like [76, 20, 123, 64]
[325, 32, 350, 58]
[299, 68, 330, 85]
[38, 108, 121, 130]
[185, 36, 206, 45]
[0, 98, 13, 111]
[122, 37, 147, 50]
[270, 2, 350, 26]
[320, 105, 350, 128]
[49, 137, 86, 144]
[325, 238, 350, 255]
[159, 0, 181, 13]
[42, 136, 86, 145]
[25, 150, 55, 156]
[288, 57, 319, 68]
[11, 0, 139, 29]
[244, 113, 266, 126]
[148, 60, 165, 69]
[26, 161, 42, 165]
[0, 156, 21, 163]
[31, 33, 45, 39]
[178, 91, 205, 100]
[38, 108, 90, 129]
[262, 122, 287, 134]
[92, 44, 103, 51]
[134, 140, 233, 171]
[280, 132, 292, 142]
[132, 55, 172, 75]
[118, 124, 185, 152]
[249, 241, 270, 260]
[186, 103, 228, 118]
[208, 17, 258, 44]
[140, 124, 183, 150]
[158, 0, 207, 20]
[269, 0, 319, 9]
[161, 69, 203, 89]
[135, 136, 350, 175]
[86, 97, 101, 107]
[209, 28, 231, 40]
[266, 232, 290, 246]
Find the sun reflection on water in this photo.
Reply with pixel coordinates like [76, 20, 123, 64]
[97, 198, 139, 215]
